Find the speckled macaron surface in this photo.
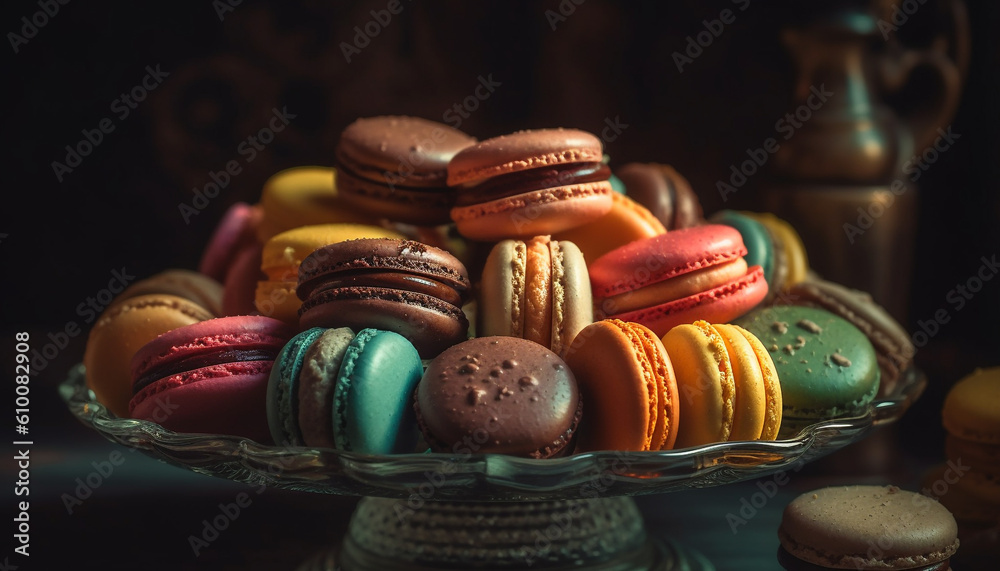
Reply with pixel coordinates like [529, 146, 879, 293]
[734, 306, 880, 431]
[778, 485, 959, 569]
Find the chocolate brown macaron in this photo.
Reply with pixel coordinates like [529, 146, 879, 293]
[335, 116, 477, 226]
[415, 336, 582, 458]
[614, 162, 704, 230]
[778, 485, 959, 570]
[296, 238, 471, 358]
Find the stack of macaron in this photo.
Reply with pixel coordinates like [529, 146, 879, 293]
[929, 367, 1000, 544]
[81, 113, 912, 458]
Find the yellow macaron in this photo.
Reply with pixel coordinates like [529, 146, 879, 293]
[255, 223, 405, 323]
[256, 166, 382, 243]
[661, 320, 780, 447]
[742, 211, 809, 289]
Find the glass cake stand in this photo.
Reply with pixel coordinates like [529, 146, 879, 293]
[61, 364, 926, 570]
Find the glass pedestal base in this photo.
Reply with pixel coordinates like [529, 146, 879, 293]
[298, 497, 714, 570]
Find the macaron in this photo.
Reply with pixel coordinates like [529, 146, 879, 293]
[552, 190, 667, 262]
[734, 305, 881, 436]
[447, 128, 614, 240]
[114, 269, 225, 318]
[942, 366, 1000, 445]
[778, 485, 959, 570]
[255, 166, 380, 243]
[296, 238, 471, 357]
[84, 294, 214, 417]
[198, 201, 262, 283]
[415, 336, 582, 458]
[129, 316, 296, 443]
[939, 366, 1000, 528]
[254, 223, 405, 324]
[590, 224, 769, 336]
[741, 211, 809, 291]
[709, 209, 775, 296]
[661, 320, 781, 447]
[614, 162, 704, 230]
[221, 240, 264, 316]
[334, 116, 477, 226]
[267, 327, 423, 453]
[478, 235, 593, 356]
[784, 278, 915, 396]
[564, 319, 678, 452]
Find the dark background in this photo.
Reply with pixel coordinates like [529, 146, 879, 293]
[2, 0, 998, 569]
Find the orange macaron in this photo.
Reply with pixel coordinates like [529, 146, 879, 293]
[565, 319, 679, 452]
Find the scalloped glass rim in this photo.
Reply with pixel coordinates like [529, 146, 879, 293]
[61, 363, 925, 501]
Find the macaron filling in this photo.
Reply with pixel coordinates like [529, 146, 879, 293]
[132, 347, 276, 395]
[455, 162, 610, 205]
[598, 258, 750, 316]
[303, 270, 466, 307]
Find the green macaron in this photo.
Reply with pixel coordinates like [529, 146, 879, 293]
[734, 306, 880, 437]
[266, 327, 423, 453]
[710, 209, 775, 286]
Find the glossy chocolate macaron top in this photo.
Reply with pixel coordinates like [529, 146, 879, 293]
[335, 116, 476, 188]
[779, 485, 959, 569]
[297, 238, 471, 301]
[447, 128, 605, 187]
[416, 336, 582, 458]
[614, 162, 704, 230]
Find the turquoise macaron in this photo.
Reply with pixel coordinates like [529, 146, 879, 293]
[710, 209, 775, 286]
[733, 305, 880, 437]
[266, 327, 423, 453]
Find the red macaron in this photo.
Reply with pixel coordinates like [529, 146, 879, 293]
[590, 224, 768, 336]
[129, 315, 296, 443]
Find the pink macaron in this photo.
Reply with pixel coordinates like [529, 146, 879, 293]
[129, 315, 296, 443]
[198, 202, 261, 283]
[589, 224, 768, 336]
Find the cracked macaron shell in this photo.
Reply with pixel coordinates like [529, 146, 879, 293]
[734, 305, 880, 427]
